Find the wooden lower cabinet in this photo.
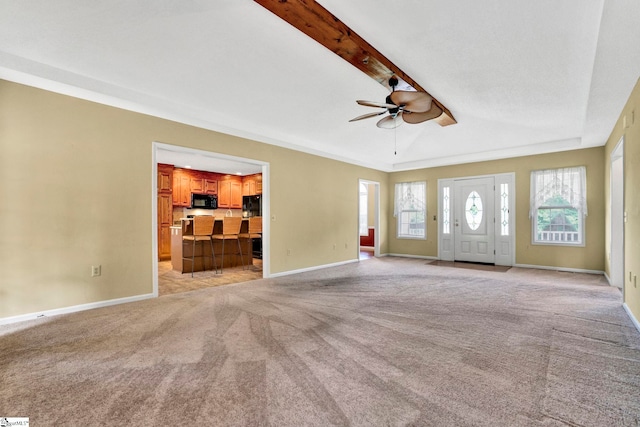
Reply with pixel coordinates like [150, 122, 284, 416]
[170, 221, 253, 272]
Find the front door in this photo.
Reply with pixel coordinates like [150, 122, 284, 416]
[454, 177, 495, 263]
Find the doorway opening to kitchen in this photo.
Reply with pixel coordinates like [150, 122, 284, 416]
[152, 142, 270, 297]
[358, 179, 380, 259]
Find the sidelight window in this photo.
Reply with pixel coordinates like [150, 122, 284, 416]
[442, 186, 451, 234]
[530, 166, 587, 246]
[394, 181, 426, 239]
[500, 183, 509, 236]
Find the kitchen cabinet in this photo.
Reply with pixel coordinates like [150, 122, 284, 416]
[243, 179, 255, 196]
[204, 175, 218, 195]
[157, 163, 174, 261]
[173, 169, 220, 205]
[158, 163, 173, 192]
[172, 169, 191, 207]
[190, 174, 204, 194]
[242, 173, 263, 196]
[218, 176, 242, 208]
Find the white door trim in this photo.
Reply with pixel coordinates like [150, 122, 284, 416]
[358, 179, 380, 258]
[610, 137, 624, 291]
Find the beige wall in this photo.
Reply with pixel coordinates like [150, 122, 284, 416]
[603, 77, 640, 322]
[0, 77, 628, 323]
[0, 80, 388, 319]
[389, 147, 605, 270]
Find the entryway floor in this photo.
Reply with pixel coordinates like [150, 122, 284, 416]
[158, 259, 263, 296]
[427, 260, 511, 272]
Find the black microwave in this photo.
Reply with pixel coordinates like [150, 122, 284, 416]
[191, 193, 218, 209]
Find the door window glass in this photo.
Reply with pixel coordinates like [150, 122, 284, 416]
[465, 191, 483, 230]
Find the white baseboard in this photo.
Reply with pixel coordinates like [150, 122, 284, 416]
[604, 271, 612, 285]
[386, 253, 438, 261]
[623, 303, 640, 333]
[0, 293, 156, 326]
[269, 259, 359, 278]
[513, 263, 604, 275]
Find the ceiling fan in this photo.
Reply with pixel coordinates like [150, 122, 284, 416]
[349, 77, 443, 129]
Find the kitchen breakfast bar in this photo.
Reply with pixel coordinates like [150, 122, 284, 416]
[170, 217, 261, 273]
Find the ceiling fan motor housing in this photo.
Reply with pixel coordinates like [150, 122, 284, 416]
[385, 94, 400, 115]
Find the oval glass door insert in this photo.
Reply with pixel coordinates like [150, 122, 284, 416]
[465, 191, 483, 230]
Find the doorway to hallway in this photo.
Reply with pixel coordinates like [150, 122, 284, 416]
[358, 179, 380, 260]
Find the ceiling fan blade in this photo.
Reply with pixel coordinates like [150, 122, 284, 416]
[401, 104, 443, 124]
[376, 114, 403, 129]
[349, 111, 385, 122]
[357, 100, 398, 109]
[389, 91, 433, 113]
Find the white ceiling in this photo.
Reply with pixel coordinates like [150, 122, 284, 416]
[1, 0, 639, 172]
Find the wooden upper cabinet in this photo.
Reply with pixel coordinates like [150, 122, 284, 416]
[243, 179, 255, 196]
[218, 175, 243, 208]
[218, 180, 230, 208]
[204, 175, 218, 195]
[172, 169, 191, 207]
[190, 173, 204, 194]
[171, 168, 239, 207]
[157, 163, 173, 193]
[230, 180, 242, 208]
[242, 173, 263, 196]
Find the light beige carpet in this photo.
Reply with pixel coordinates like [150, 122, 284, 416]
[1, 257, 638, 426]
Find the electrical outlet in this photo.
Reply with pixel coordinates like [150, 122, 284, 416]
[287, 249, 291, 256]
[91, 265, 101, 277]
[333, 244, 336, 250]
[345, 243, 348, 249]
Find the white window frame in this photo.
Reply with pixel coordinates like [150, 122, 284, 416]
[530, 166, 587, 246]
[394, 181, 427, 240]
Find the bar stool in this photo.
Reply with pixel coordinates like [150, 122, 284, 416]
[211, 216, 243, 273]
[238, 216, 262, 270]
[182, 216, 217, 277]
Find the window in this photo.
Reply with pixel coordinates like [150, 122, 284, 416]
[359, 183, 368, 236]
[500, 183, 509, 236]
[442, 186, 451, 234]
[530, 166, 587, 245]
[394, 181, 426, 239]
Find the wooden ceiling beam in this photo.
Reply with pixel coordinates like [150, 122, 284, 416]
[254, 0, 456, 126]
